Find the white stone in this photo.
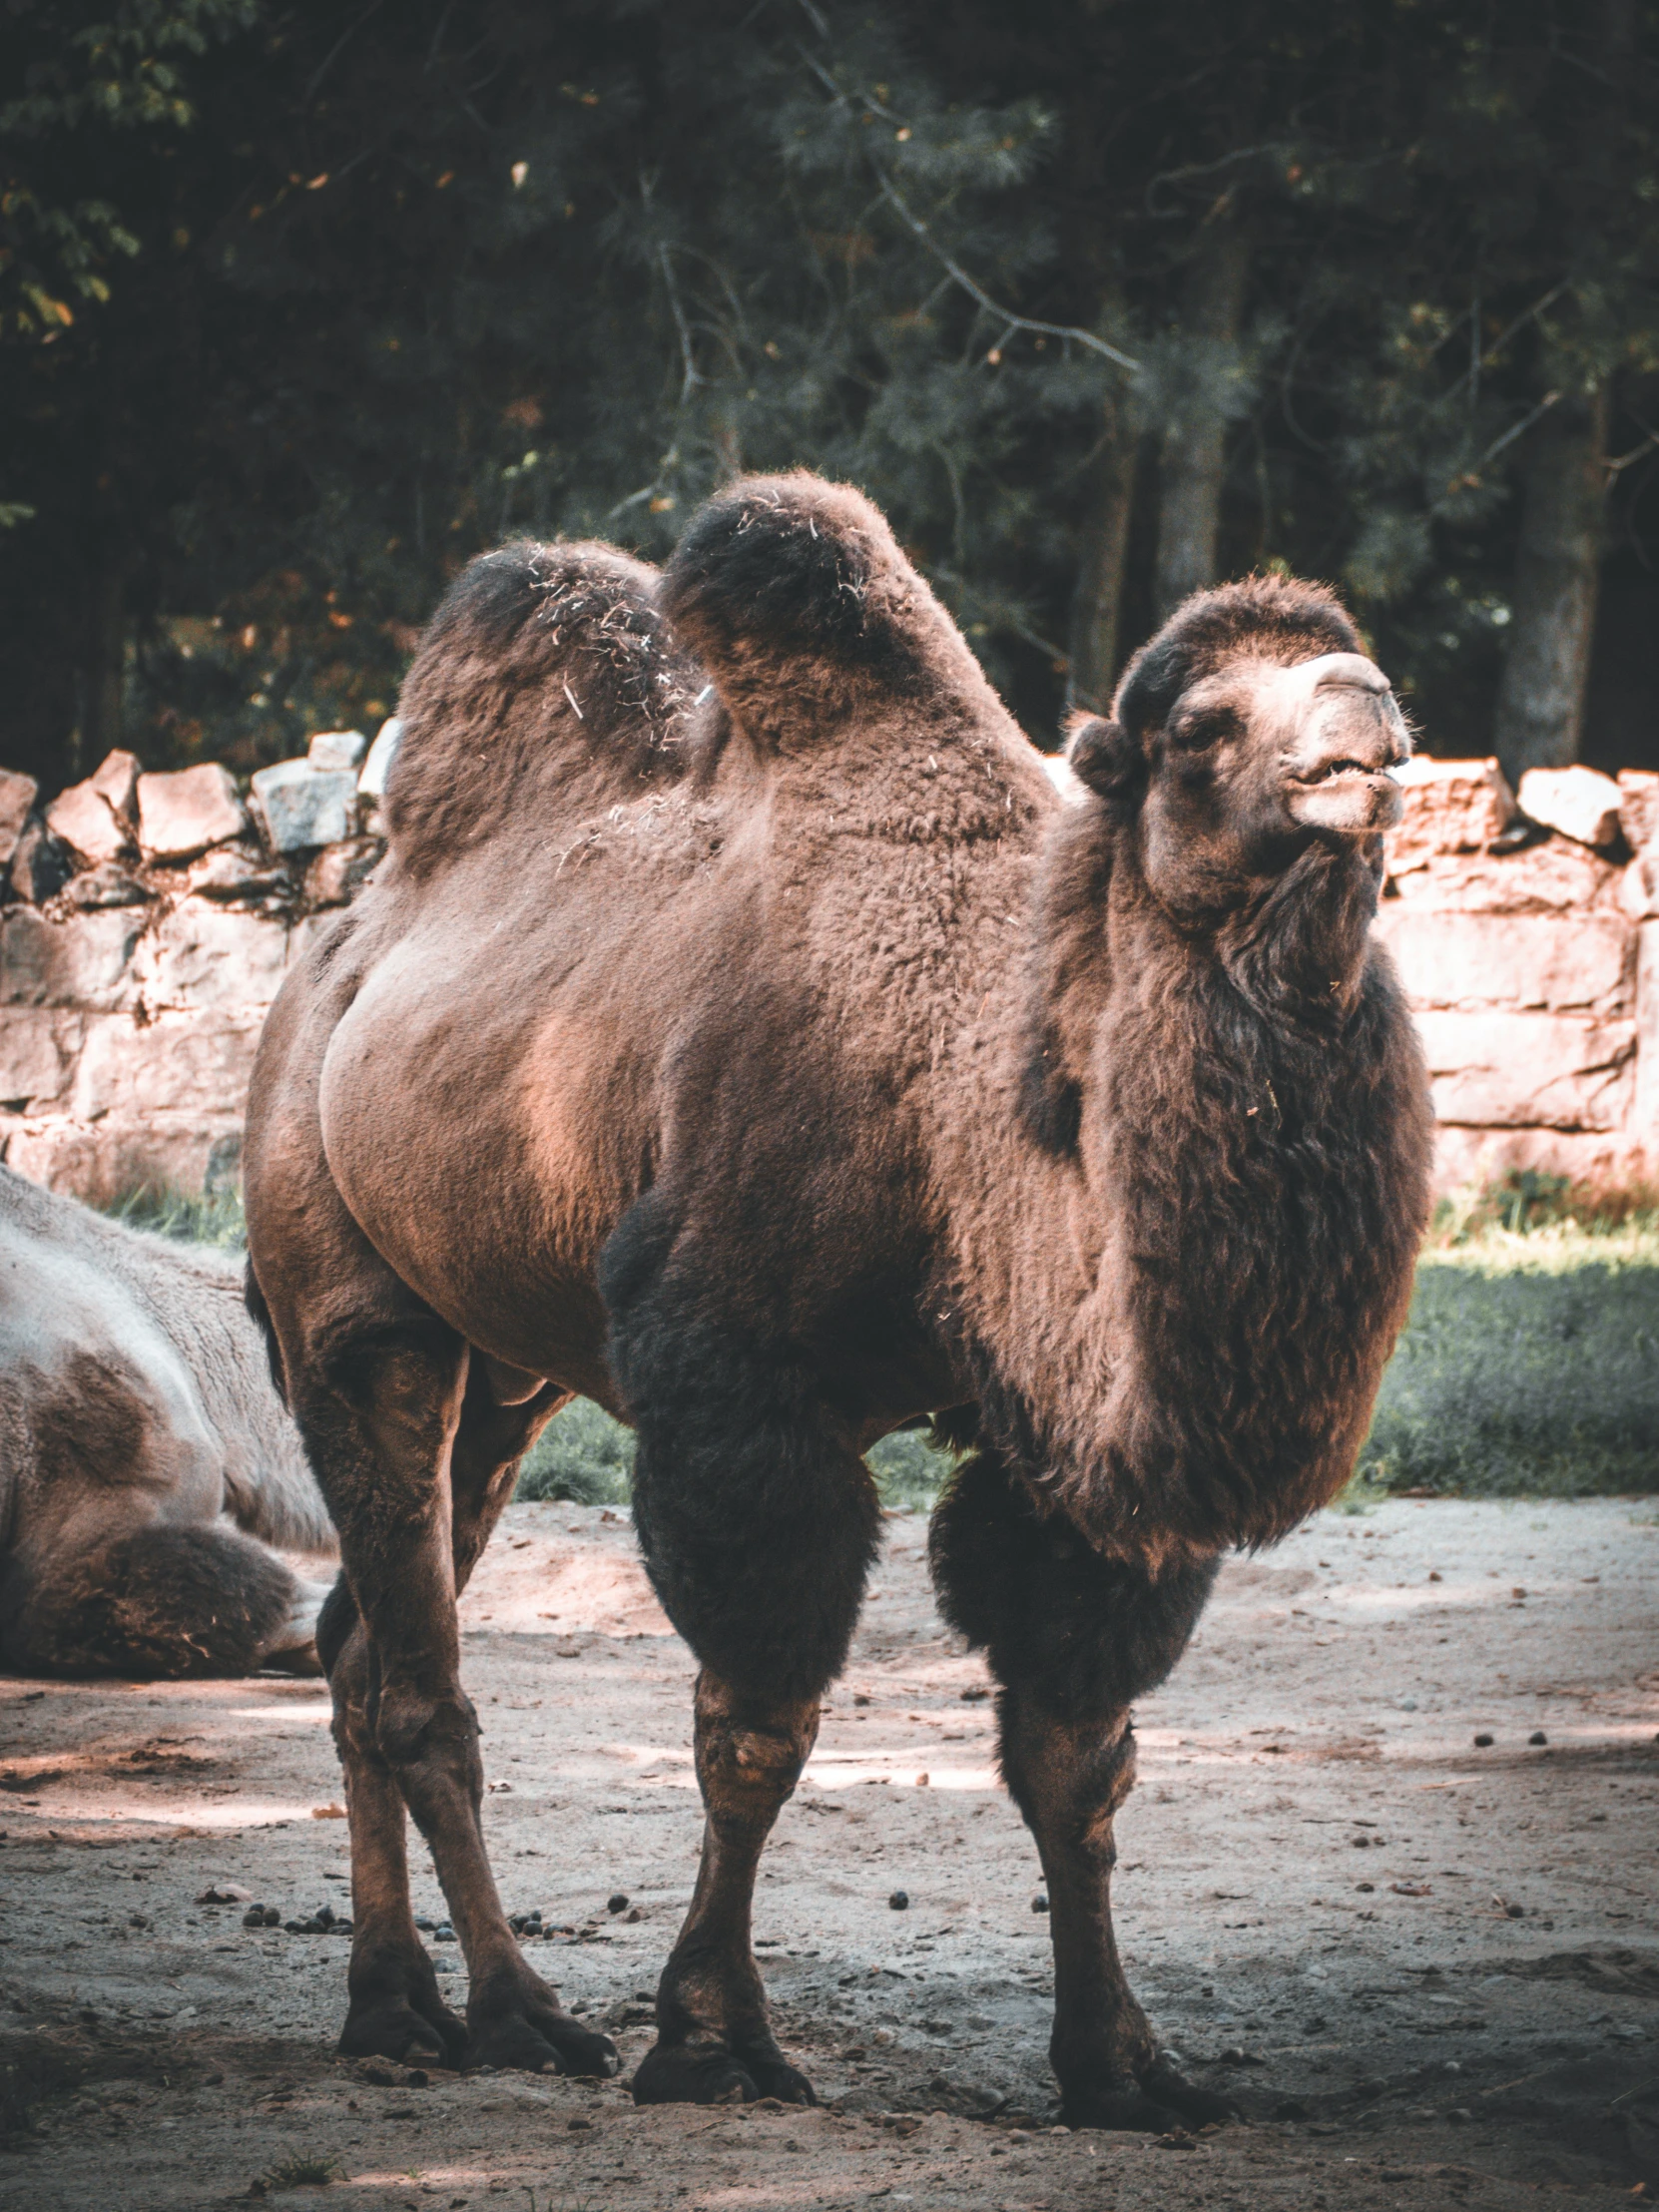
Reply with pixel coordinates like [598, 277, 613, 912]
[71, 1009, 266, 1121]
[1617, 769, 1659, 855]
[357, 718, 402, 797]
[45, 776, 133, 866]
[1516, 765, 1623, 851]
[0, 1009, 86, 1108]
[308, 729, 367, 772]
[0, 767, 38, 866]
[1374, 910, 1631, 1015]
[6, 820, 71, 904]
[88, 749, 140, 824]
[134, 905, 290, 1012]
[0, 909, 144, 1009]
[251, 760, 357, 852]
[1412, 1009, 1635, 1130]
[1384, 756, 1515, 873]
[138, 764, 249, 858]
[2, 1116, 243, 1208]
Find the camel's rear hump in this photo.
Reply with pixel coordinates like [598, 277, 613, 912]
[662, 473, 1008, 756]
[385, 542, 704, 873]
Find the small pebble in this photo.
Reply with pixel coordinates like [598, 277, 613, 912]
[888, 1890, 909, 1912]
[1356, 1882, 1375, 1894]
[1031, 1894, 1049, 1915]
[606, 1893, 630, 1915]
[1473, 1733, 1494, 1748]
[1529, 1731, 1547, 1746]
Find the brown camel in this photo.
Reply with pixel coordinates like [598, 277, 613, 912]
[242, 473, 1432, 2125]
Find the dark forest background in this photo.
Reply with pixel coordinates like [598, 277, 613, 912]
[3, 0, 1657, 800]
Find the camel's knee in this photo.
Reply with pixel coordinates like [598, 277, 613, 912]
[694, 1673, 818, 1830]
[370, 1678, 480, 1781]
[998, 1697, 1138, 1859]
[929, 1448, 1218, 1720]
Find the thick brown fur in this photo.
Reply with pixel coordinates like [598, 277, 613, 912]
[242, 474, 1432, 2117]
[0, 1163, 333, 1679]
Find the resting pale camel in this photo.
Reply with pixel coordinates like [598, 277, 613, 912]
[243, 474, 1431, 2124]
[0, 1163, 331, 1677]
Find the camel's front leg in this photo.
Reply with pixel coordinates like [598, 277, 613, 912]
[929, 1448, 1232, 2131]
[299, 1330, 614, 2077]
[635, 1672, 821, 2105]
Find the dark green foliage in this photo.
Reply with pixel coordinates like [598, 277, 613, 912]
[3, 2, 1657, 791]
[1358, 1255, 1659, 1500]
[516, 1397, 634, 1507]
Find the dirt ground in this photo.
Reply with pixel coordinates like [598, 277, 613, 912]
[1, 1495, 1656, 2211]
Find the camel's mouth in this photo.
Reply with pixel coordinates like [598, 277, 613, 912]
[1291, 756, 1391, 790]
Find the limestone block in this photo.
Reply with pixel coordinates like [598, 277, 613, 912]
[0, 1008, 86, 1107]
[1621, 852, 1659, 923]
[135, 904, 290, 1012]
[1384, 756, 1515, 874]
[186, 843, 293, 904]
[1617, 769, 1659, 855]
[251, 760, 357, 852]
[5, 819, 72, 904]
[1430, 1124, 1635, 1197]
[1516, 765, 1623, 851]
[1632, 920, 1659, 1156]
[1412, 1009, 1635, 1130]
[88, 748, 141, 823]
[0, 908, 143, 1009]
[308, 729, 367, 772]
[0, 768, 37, 866]
[2, 1115, 242, 1206]
[138, 763, 249, 859]
[1374, 909, 1632, 1015]
[71, 1009, 266, 1121]
[62, 863, 149, 910]
[1382, 835, 1623, 914]
[358, 718, 402, 797]
[304, 835, 382, 907]
[45, 776, 132, 866]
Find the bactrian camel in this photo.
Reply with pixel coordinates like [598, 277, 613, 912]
[1, 1162, 332, 1679]
[243, 472, 1431, 2126]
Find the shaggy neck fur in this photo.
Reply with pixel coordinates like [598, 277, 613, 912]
[972, 799, 1431, 1570]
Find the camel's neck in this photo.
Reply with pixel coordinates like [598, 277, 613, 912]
[956, 807, 1431, 1569]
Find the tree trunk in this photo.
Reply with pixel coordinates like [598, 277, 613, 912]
[72, 563, 126, 778]
[1491, 391, 1609, 783]
[1153, 220, 1252, 622]
[1067, 406, 1140, 716]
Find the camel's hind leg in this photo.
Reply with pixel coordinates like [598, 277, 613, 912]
[266, 1244, 614, 2076]
[928, 1448, 1231, 2133]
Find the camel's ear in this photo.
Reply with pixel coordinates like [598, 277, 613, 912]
[1066, 715, 1145, 804]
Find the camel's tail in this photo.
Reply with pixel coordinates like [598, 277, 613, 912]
[661, 472, 1000, 753]
[384, 541, 705, 870]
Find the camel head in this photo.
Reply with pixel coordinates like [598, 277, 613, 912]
[1064, 576, 1409, 915]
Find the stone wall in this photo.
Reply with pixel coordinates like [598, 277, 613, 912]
[3, 738, 1658, 1201]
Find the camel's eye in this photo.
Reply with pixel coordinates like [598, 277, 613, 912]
[1168, 705, 1241, 754]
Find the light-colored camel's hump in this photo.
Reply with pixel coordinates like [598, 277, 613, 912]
[661, 472, 1004, 754]
[384, 540, 704, 869]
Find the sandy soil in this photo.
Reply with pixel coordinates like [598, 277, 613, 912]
[1, 1495, 1656, 2211]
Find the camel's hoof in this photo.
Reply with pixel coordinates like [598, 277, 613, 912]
[1139, 2056, 1239, 2128]
[1059, 2076, 1182, 2134]
[740, 2052, 816, 2107]
[633, 2041, 764, 2106]
[337, 1990, 467, 2071]
[467, 2002, 618, 2078]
